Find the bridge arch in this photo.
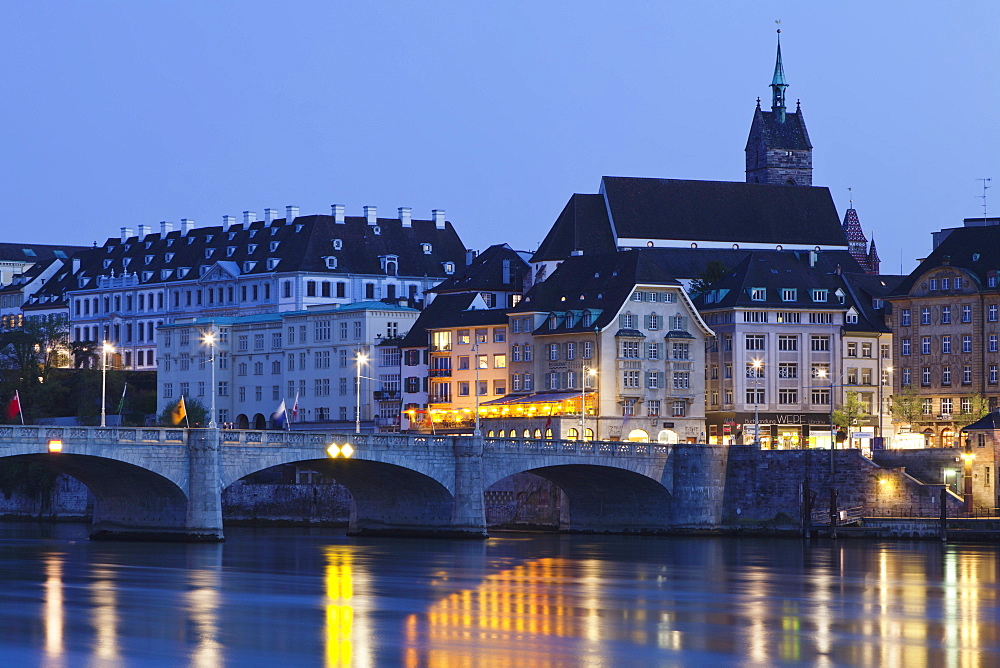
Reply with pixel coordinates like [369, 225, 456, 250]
[483, 459, 672, 533]
[1, 453, 189, 539]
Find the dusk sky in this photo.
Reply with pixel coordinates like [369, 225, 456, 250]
[3, 2, 997, 275]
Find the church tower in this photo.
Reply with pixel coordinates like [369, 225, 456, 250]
[745, 30, 813, 186]
[842, 206, 870, 271]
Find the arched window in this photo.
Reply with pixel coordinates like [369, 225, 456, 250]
[566, 428, 579, 441]
[584, 428, 594, 441]
[497, 430, 505, 438]
[544, 429, 553, 440]
[523, 429, 531, 438]
[487, 430, 495, 438]
[627, 429, 649, 442]
[785, 178, 796, 186]
[533, 429, 542, 439]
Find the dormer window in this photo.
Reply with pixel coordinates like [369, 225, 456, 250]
[812, 289, 828, 302]
[243, 261, 256, 273]
[750, 287, 766, 301]
[267, 258, 280, 270]
[145, 255, 154, 265]
[269, 241, 279, 252]
[872, 298, 883, 309]
[122, 258, 131, 268]
[186, 237, 194, 244]
[270, 227, 278, 236]
[164, 253, 174, 263]
[846, 310, 859, 324]
[103, 259, 112, 269]
[161, 269, 173, 280]
[324, 257, 338, 270]
[145, 241, 152, 249]
[249, 229, 257, 238]
[443, 261, 455, 274]
[226, 247, 236, 257]
[228, 232, 236, 240]
[835, 288, 846, 304]
[142, 271, 153, 281]
[781, 288, 796, 302]
[295, 224, 303, 233]
[123, 244, 131, 251]
[166, 238, 174, 247]
[205, 234, 213, 243]
[247, 244, 257, 254]
[200, 266, 210, 277]
[421, 243, 432, 254]
[333, 239, 343, 250]
[380, 255, 398, 276]
[204, 249, 214, 259]
[373, 226, 381, 235]
[178, 267, 190, 278]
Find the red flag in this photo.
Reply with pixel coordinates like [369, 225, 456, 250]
[544, 416, 552, 431]
[6, 391, 21, 419]
[292, 392, 300, 422]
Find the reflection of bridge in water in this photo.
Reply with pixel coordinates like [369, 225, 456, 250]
[0, 425, 729, 541]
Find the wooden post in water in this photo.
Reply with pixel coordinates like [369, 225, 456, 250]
[830, 488, 838, 540]
[801, 479, 812, 540]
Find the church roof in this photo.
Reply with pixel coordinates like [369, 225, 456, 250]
[748, 108, 812, 150]
[531, 194, 617, 261]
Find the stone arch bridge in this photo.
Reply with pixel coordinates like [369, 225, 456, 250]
[0, 426, 727, 541]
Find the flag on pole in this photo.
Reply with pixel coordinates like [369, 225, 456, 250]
[291, 392, 299, 423]
[170, 396, 187, 426]
[117, 382, 128, 415]
[6, 391, 22, 424]
[272, 399, 287, 429]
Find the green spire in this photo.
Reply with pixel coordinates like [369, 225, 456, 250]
[770, 30, 788, 122]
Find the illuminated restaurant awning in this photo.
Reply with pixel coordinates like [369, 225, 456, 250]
[481, 391, 588, 406]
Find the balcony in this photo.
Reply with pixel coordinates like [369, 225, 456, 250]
[428, 395, 452, 405]
[428, 368, 452, 378]
[373, 390, 400, 401]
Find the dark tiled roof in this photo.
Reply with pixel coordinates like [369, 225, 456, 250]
[399, 293, 481, 348]
[600, 176, 845, 247]
[532, 194, 617, 262]
[431, 243, 530, 294]
[891, 226, 1000, 296]
[0, 243, 87, 264]
[513, 251, 681, 333]
[747, 109, 812, 150]
[962, 411, 1000, 431]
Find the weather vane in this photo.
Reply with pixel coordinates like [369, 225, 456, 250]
[775, 19, 781, 34]
[848, 187, 853, 208]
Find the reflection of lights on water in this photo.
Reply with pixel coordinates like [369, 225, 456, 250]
[186, 569, 222, 668]
[323, 546, 371, 668]
[90, 566, 119, 661]
[44, 553, 64, 662]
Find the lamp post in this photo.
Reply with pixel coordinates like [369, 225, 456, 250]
[203, 328, 217, 428]
[962, 440, 975, 514]
[580, 366, 597, 441]
[355, 350, 367, 434]
[751, 358, 763, 447]
[100, 341, 115, 427]
[877, 365, 893, 446]
[473, 341, 481, 437]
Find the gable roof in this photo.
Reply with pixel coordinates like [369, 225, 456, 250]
[891, 225, 1000, 296]
[600, 176, 844, 247]
[430, 243, 531, 294]
[399, 292, 483, 348]
[747, 108, 812, 150]
[532, 194, 617, 262]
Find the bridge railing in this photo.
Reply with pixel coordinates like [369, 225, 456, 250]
[0, 425, 188, 446]
[482, 438, 670, 456]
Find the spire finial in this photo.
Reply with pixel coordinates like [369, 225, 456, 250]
[770, 21, 788, 122]
[848, 186, 853, 208]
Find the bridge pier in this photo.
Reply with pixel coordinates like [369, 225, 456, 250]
[450, 436, 488, 538]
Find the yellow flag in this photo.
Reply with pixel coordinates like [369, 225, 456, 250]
[170, 396, 187, 425]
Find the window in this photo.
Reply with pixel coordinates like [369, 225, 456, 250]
[902, 339, 911, 356]
[901, 368, 911, 386]
[671, 401, 686, 418]
[745, 334, 765, 350]
[477, 355, 488, 370]
[566, 342, 576, 360]
[929, 279, 938, 291]
[811, 363, 830, 379]
[622, 370, 640, 388]
[745, 362, 764, 378]
[922, 398, 933, 416]
[781, 288, 796, 302]
[992, 365, 998, 385]
[523, 373, 533, 391]
[942, 367, 951, 385]
[648, 343, 660, 359]
[847, 342, 857, 357]
[861, 343, 872, 358]
[811, 388, 830, 405]
[778, 363, 798, 378]
[620, 313, 636, 329]
[942, 398, 953, 415]
[942, 306, 952, 324]
[647, 314, 661, 330]
[901, 309, 911, 326]
[881, 344, 890, 359]
[475, 329, 488, 343]
[457, 329, 470, 345]
[921, 307, 931, 325]
[745, 388, 765, 404]
[620, 341, 640, 358]
[647, 400, 661, 417]
[523, 344, 532, 361]
[847, 368, 858, 385]
[922, 367, 931, 385]
[940, 336, 950, 354]
[672, 372, 690, 389]
[962, 305, 972, 323]
[942, 278, 950, 290]
[963, 335, 972, 353]
[493, 328, 505, 343]
[962, 397, 972, 414]
[724, 363, 732, 378]
[991, 305, 998, 323]
[775, 312, 800, 324]
[622, 398, 636, 417]
[646, 371, 661, 389]
[583, 341, 593, 359]
[777, 335, 798, 351]
[811, 313, 834, 324]
[750, 287, 766, 301]
[494, 354, 506, 369]
[990, 334, 998, 353]
[964, 366, 973, 384]
[778, 389, 798, 404]
[811, 289, 828, 302]
[218, 382, 229, 397]
[810, 335, 830, 352]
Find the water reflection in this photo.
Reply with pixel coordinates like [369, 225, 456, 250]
[324, 545, 372, 668]
[43, 553, 64, 667]
[90, 566, 119, 662]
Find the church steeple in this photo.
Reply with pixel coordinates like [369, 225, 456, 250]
[771, 30, 788, 122]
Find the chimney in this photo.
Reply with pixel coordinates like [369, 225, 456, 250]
[285, 205, 299, 223]
[160, 221, 174, 236]
[809, 250, 817, 267]
[332, 204, 345, 224]
[180, 218, 195, 235]
[223, 215, 237, 231]
[264, 207, 279, 223]
[364, 205, 377, 225]
[432, 209, 446, 230]
[120, 227, 134, 242]
[72, 257, 81, 273]
[398, 207, 412, 228]
[243, 211, 257, 225]
[137, 224, 151, 240]
[465, 249, 478, 266]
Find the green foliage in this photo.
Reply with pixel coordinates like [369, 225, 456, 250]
[890, 385, 923, 426]
[0, 460, 60, 500]
[961, 393, 991, 421]
[833, 391, 871, 435]
[689, 260, 728, 295]
[157, 397, 209, 427]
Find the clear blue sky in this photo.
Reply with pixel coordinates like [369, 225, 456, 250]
[2, 2, 997, 275]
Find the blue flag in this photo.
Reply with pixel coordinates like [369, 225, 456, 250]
[271, 399, 287, 429]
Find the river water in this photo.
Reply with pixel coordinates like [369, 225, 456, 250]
[1, 523, 998, 667]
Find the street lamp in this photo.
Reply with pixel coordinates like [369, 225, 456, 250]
[750, 358, 763, 447]
[877, 365, 893, 446]
[472, 341, 481, 437]
[580, 366, 597, 441]
[100, 341, 115, 427]
[355, 350, 367, 434]
[203, 328, 217, 428]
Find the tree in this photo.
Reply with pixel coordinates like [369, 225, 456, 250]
[833, 391, 871, 441]
[0, 316, 71, 423]
[689, 260, 728, 295]
[960, 392, 991, 422]
[157, 397, 209, 427]
[890, 385, 923, 427]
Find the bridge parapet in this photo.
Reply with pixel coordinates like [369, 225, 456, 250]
[220, 429, 460, 452]
[482, 438, 670, 457]
[0, 425, 188, 449]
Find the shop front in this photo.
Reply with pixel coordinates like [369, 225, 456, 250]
[706, 412, 834, 449]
